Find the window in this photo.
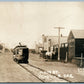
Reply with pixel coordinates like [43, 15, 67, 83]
[19, 49, 22, 55]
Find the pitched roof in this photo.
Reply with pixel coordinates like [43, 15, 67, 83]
[46, 36, 67, 45]
[71, 30, 84, 38]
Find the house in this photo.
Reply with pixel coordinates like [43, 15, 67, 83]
[68, 30, 84, 64]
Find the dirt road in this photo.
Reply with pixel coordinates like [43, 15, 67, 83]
[0, 52, 41, 82]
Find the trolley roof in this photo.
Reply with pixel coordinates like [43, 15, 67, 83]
[14, 45, 28, 50]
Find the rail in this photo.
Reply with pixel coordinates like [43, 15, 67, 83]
[18, 63, 72, 82]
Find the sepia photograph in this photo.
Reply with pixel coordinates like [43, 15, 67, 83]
[0, 1, 84, 82]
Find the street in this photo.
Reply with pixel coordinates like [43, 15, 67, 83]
[0, 52, 41, 82]
[0, 51, 84, 82]
[0, 51, 67, 82]
[29, 53, 84, 82]
[0, 1, 84, 83]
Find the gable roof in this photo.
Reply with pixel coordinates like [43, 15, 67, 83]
[71, 30, 84, 39]
[46, 36, 67, 45]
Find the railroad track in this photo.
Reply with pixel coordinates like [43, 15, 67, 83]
[28, 64, 72, 82]
[19, 64, 45, 82]
[18, 63, 72, 82]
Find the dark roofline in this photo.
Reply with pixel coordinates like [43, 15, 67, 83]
[14, 45, 27, 49]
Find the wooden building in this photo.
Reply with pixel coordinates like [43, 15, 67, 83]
[42, 34, 67, 52]
[68, 30, 84, 64]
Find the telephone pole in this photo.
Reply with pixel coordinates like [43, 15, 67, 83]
[54, 27, 64, 61]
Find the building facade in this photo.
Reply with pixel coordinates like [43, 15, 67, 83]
[42, 34, 67, 52]
[68, 30, 84, 64]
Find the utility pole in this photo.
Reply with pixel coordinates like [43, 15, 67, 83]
[54, 27, 64, 61]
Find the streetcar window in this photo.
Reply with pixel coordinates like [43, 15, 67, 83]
[16, 49, 19, 54]
[19, 49, 23, 55]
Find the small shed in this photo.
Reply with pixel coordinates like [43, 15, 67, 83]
[68, 30, 84, 63]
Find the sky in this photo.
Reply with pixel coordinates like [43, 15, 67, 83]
[0, 2, 84, 49]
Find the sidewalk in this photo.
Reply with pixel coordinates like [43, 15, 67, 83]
[29, 53, 84, 82]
